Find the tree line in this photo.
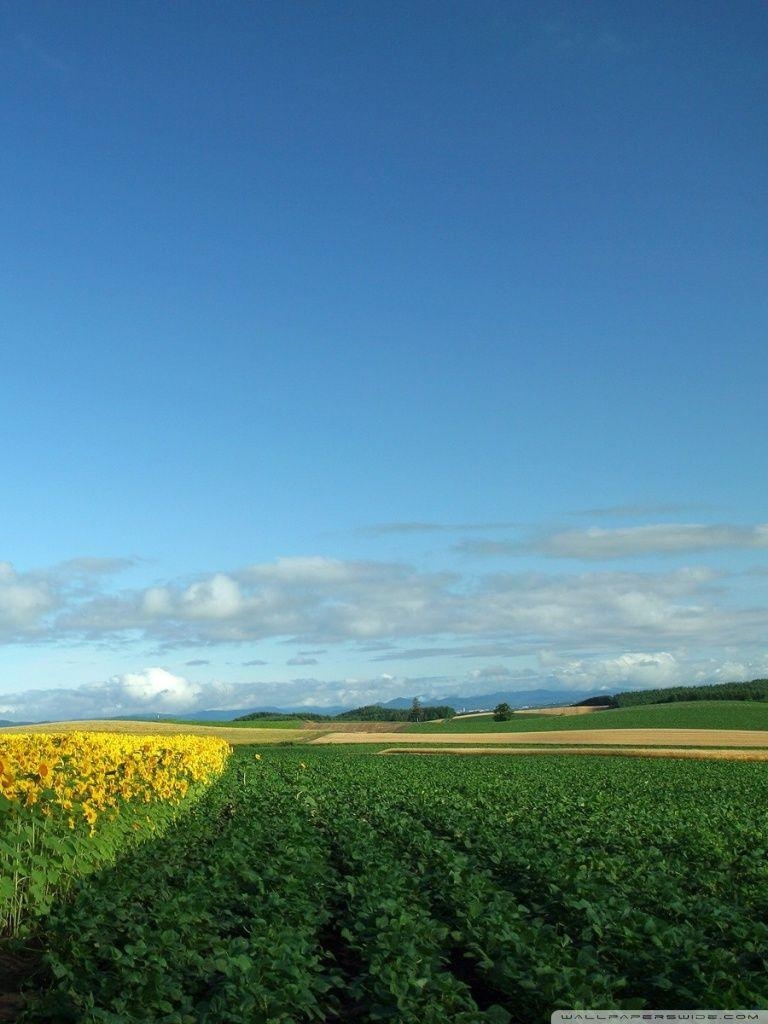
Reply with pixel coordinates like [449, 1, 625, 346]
[575, 678, 768, 709]
[235, 701, 456, 724]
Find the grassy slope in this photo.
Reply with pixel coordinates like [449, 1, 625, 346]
[407, 701, 768, 733]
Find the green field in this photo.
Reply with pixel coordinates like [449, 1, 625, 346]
[15, 744, 768, 1022]
[408, 700, 768, 732]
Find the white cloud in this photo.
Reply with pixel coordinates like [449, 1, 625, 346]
[244, 556, 365, 584]
[540, 651, 682, 690]
[114, 668, 202, 708]
[27, 554, 766, 659]
[181, 574, 243, 619]
[0, 553, 766, 715]
[143, 587, 171, 615]
[0, 668, 210, 721]
[0, 562, 56, 635]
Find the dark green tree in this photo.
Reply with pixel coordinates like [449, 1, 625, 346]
[493, 702, 513, 722]
[408, 696, 424, 722]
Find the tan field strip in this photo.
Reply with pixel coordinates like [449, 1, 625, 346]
[0, 719, 318, 745]
[379, 746, 768, 761]
[311, 728, 768, 747]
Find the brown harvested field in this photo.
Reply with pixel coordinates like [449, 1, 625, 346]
[514, 705, 608, 716]
[0, 720, 321, 746]
[379, 746, 768, 761]
[311, 727, 768, 747]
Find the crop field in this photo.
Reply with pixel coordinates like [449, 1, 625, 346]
[381, 745, 768, 760]
[409, 701, 768, 733]
[10, 744, 768, 1023]
[315, 726, 768, 748]
[512, 706, 604, 716]
[0, 720, 309, 746]
[0, 732, 230, 961]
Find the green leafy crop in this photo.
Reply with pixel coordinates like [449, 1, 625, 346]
[18, 748, 768, 1022]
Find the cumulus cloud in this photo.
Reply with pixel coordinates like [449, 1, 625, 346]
[0, 562, 57, 637]
[537, 650, 768, 693]
[2, 553, 767, 705]
[540, 651, 682, 690]
[181, 574, 245, 619]
[0, 668, 204, 721]
[27, 554, 767, 659]
[112, 668, 203, 708]
[63, 557, 460, 646]
[2, 546, 766, 723]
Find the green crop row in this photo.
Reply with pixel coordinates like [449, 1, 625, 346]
[18, 748, 768, 1022]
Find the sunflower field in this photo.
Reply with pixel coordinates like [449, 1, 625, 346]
[0, 731, 230, 935]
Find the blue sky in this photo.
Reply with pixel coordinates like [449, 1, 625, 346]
[1, 2, 767, 720]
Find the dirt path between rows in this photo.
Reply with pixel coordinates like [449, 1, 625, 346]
[310, 727, 768, 747]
